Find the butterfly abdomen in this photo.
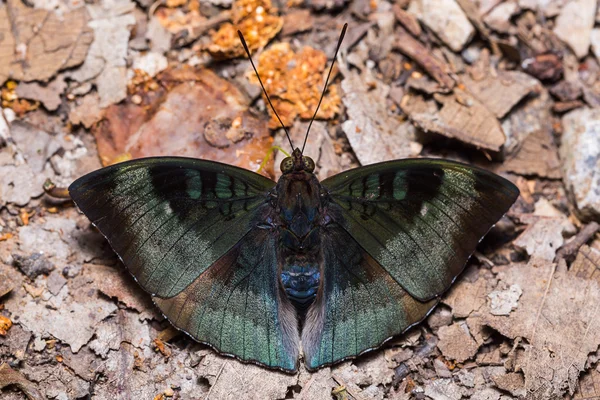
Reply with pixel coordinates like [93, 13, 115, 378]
[281, 261, 321, 305]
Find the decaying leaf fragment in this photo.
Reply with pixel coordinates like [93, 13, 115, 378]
[341, 67, 421, 165]
[408, 89, 506, 151]
[208, 0, 283, 59]
[0, 0, 93, 85]
[461, 70, 542, 119]
[485, 263, 600, 398]
[93, 67, 273, 174]
[250, 42, 341, 129]
[0, 363, 44, 400]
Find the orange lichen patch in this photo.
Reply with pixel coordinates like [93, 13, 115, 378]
[128, 69, 160, 94]
[153, 338, 172, 357]
[19, 208, 34, 226]
[0, 233, 13, 242]
[250, 42, 341, 129]
[208, 0, 283, 59]
[0, 315, 12, 336]
[154, 5, 207, 34]
[1, 81, 39, 116]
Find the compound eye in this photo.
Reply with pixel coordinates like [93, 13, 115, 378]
[302, 156, 315, 173]
[280, 157, 294, 173]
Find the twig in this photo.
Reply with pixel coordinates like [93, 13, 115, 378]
[555, 222, 600, 263]
[392, 26, 455, 90]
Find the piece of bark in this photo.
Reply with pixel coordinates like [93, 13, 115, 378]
[408, 89, 506, 151]
[556, 222, 599, 263]
[392, 4, 421, 37]
[393, 27, 455, 90]
[0, 363, 44, 400]
[455, 0, 501, 55]
[462, 70, 542, 118]
[0, 0, 93, 85]
[552, 100, 585, 113]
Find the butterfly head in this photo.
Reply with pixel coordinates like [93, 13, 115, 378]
[281, 148, 315, 175]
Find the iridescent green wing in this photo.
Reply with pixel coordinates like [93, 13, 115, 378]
[320, 159, 519, 302]
[302, 159, 518, 369]
[154, 228, 299, 371]
[302, 226, 437, 370]
[68, 157, 275, 299]
[69, 157, 300, 371]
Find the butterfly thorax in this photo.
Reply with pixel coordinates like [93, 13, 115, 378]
[276, 154, 325, 308]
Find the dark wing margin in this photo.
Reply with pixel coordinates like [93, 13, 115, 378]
[68, 157, 276, 299]
[302, 226, 438, 370]
[321, 158, 519, 301]
[154, 229, 300, 372]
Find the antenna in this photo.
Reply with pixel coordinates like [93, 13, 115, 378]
[301, 23, 348, 154]
[238, 30, 295, 151]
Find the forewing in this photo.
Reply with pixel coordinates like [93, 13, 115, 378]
[154, 228, 300, 372]
[321, 159, 519, 301]
[302, 226, 437, 370]
[68, 157, 275, 298]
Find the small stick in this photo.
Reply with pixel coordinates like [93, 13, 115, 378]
[555, 222, 600, 263]
[43, 179, 71, 199]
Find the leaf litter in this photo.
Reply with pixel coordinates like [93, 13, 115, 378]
[1, 0, 600, 399]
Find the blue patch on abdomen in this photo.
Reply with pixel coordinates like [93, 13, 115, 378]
[281, 264, 320, 304]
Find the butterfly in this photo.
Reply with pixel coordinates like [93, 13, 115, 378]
[68, 24, 519, 373]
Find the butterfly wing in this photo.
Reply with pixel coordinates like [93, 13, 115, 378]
[154, 228, 299, 371]
[302, 159, 519, 369]
[69, 157, 300, 371]
[320, 159, 519, 301]
[69, 157, 275, 299]
[303, 225, 438, 370]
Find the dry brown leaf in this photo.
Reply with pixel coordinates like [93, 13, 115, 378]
[485, 263, 600, 398]
[513, 216, 565, 265]
[196, 351, 297, 399]
[341, 67, 421, 165]
[93, 67, 273, 174]
[251, 42, 341, 129]
[408, 88, 506, 151]
[571, 244, 600, 286]
[0, 272, 14, 298]
[573, 367, 600, 399]
[437, 322, 480, 363]
[0, 363, 44, 400]
[0, 0, 93, 85]
[208, 0, 282, 59]
[462, 70, 542, 119]
[501, 128, 562, 179]
[15, 77, 67, 112]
